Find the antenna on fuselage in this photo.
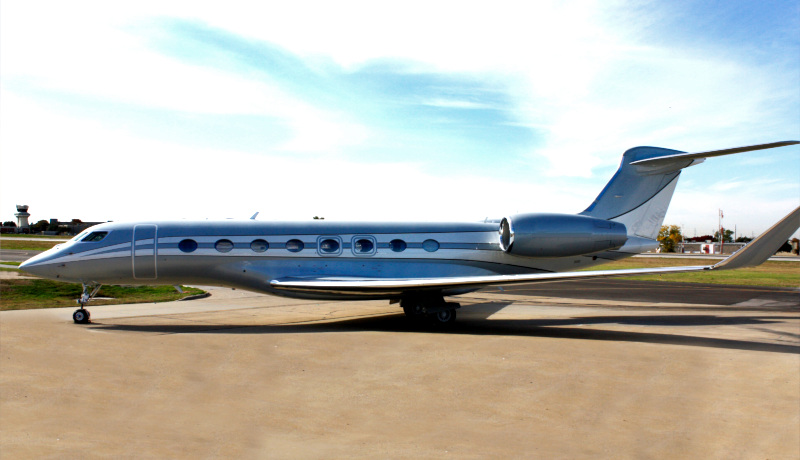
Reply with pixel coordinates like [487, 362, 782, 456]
[250, 212, 259, 220]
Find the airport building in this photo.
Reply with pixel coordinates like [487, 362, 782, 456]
[1, 205, 104, 235]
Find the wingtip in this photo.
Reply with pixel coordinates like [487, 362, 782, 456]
[712, 205, 800, 271]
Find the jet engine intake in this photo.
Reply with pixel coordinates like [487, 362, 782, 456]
[499, 213, 627, 258]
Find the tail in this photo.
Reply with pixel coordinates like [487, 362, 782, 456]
[580, 141, 799, 239]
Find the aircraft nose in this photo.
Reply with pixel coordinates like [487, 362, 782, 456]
[19, 255, 42, 275]
[19, 252, 57, 279]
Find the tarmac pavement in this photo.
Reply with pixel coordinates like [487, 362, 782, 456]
[1, 282, 798, 458]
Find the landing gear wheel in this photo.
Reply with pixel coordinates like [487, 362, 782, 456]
[400, 296, 459, 326]
[73, 308, 90, 324]
[72, 283, 100, 325]
[401, 299, 426, 320]
[432, 309, 456, 325]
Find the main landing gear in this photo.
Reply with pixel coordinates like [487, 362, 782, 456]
[73, 283, 101, 324]
[400, 296, 460, 325]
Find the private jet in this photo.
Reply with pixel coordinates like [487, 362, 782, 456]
[20, 141, 800, 324]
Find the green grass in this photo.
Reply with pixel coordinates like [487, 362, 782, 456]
[1, 262, 22, 267]
[1, 234, 70, 239]
[0, 279, 206, 311]
[0, 239, 62, 250]
[586, 257, 800, 288]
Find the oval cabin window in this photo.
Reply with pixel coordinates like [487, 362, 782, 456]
[286, 239, 304, 252]
[251, 239, 269, 252]
[215, 239, 234, 253]
[178, 239, 198, 253]
[354, 238, 374, 253]
[319, 238, 340, 253]
[422, 239, 440, 252]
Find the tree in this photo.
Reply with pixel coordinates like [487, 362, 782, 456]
[2, 221, 16, 228]
[714, 229, 734, 243]
[658, 225, 683, 253]
[30, 220, 49, 233]
[735, 236, 753, 243]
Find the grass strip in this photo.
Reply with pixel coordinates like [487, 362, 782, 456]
[0, 240, 61, 250]
[584, 258, 799, 288]
[1, 279, 206, 311]
[0, 234, 70, 239]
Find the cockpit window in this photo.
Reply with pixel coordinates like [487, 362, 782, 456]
[82, 231, 109, 242]
[70, 231, 90, 243]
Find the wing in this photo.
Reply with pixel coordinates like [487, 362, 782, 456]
[271, 206, 800, 298]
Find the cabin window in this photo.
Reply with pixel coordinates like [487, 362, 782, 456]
[286, 239, 304, 252]
[422, 239, 440, 252]
[215, 239, 234, 253]
[390, 239, 407, 252]
[353, 236, 376, 255]
[251, 239, 269, 253]
[82, 231, 108, 242]
[178, 239, 198, 253]
[318, 237, 341, 255]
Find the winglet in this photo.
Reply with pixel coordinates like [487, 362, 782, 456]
[712, 206, 800, 271]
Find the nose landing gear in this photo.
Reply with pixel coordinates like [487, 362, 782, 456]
[73, 283, 101, 324]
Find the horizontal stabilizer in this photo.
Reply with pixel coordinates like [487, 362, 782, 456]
[630, 141, 799, 168]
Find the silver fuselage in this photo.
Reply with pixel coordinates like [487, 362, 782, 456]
[20, 220, 651, 300]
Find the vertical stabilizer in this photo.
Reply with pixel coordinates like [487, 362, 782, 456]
[580, 146, 692, 239]
[580, 141, 799, 240]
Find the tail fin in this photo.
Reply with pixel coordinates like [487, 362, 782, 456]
[580, 141, 799, 240]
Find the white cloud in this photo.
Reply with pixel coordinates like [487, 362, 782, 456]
[1, 1, 370, 156]
[1, 0, 797, 237]
[0, 90, 585, 223]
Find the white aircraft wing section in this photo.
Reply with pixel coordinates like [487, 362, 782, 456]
[270, 265, 708, 297]
[712, 205, 800, 270]
[272, 207, 800, 297]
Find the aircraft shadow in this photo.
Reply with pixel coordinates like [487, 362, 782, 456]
[89, 302, 800, 355]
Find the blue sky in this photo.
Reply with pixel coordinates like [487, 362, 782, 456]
[1, 0, 798, 238]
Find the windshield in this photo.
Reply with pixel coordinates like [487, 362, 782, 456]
[82, 231, 109, 242]
[70, 231, 90, 243]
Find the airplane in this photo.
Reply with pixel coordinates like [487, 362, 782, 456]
[19, 140, 800, 325]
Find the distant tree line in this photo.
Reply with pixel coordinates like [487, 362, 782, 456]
[4, 218, 85, 234]
[658, 224, 790, 253]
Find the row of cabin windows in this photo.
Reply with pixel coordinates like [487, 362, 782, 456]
[177, 237, 438, 254]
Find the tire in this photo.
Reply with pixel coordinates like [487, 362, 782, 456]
[401, 299, 426, 319]
[73, 308, 90, 324]
[432, 309, 456, 324]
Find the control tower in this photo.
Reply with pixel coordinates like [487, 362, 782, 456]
[15, 205, 30, 230]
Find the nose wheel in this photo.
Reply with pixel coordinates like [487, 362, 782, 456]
[73, 283, 101, 324]
[73, 308, 90, 323]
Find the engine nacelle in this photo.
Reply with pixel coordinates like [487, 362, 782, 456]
[499, 213, 627, 258]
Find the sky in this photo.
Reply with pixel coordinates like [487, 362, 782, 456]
[1, 0, 798, 238]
